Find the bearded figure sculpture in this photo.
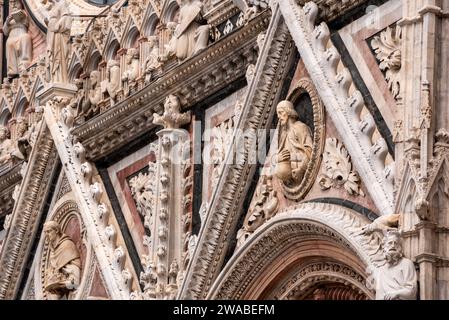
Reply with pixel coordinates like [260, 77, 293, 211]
[275, 100, 313, 184]
[367, 231, 418, 300]
[43, 221, 81, 300]
[173, 0, 210, 60]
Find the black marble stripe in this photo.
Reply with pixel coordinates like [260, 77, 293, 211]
[98, 166, 144, 291]
[331, 32, 395, 157]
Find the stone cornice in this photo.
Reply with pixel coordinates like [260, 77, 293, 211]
[72, 11, 270, 161]
[0, 123, 59, 299]
[297, 0, 369, 23]
[0, 165, 22, 217]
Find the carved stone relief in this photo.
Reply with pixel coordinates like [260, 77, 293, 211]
[172, 1, 210, 60]
[211, 117, 235, 189]
[42, 220, 81, 300]
[0, 126, 14, 165]
[371, 26, 402, 100]
[129, 172, 156, 234]
[101, 60, 121, 105]
[275, 261, 371, 300]
[277, 0, 395, 214]
[276, 78, 325, 201]
[122, 48, 140, 96]
[236, 175, 279, 248]
[319, 138, 365, 196]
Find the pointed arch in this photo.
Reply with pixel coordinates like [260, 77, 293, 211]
[208, 202, 381, 299]
[142, 12, 160, 37]
[0, 107, 11, 126]
[121, 19, 141, 48]
[161, 0, 179, 24]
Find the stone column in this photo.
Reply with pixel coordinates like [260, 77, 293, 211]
[140, 94, 192, 299]
[398, 0, 449, 300]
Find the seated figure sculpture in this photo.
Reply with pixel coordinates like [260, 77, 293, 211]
[275, 101, 313, 183]
[173, 0, 210, 61]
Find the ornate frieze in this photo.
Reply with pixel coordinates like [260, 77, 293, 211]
[72, 12, 268, 161]
[275, 261, 370, 300]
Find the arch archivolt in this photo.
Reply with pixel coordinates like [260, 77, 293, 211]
[209, 202, 384, 299]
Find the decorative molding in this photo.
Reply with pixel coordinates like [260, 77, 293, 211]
[42, 88, 136, 299]
[179, 5, 295, 299]
[0, 123, 59, 299]
[275, 261, 372, 300]
[71, 12, 269, 161]
[208, 202, 384, 299]
[277, 0, 395, 215]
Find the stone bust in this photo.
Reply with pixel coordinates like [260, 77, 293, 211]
[368, 231, 418, 300]
[275, 100, 313, 183]
[43, 221, 81, 300]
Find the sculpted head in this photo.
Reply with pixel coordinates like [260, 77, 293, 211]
[277, 100, 298, 126]
[16, 117, 28, 137]
[90, 71, 100, 86]
[126, 48, 139, 63]
[383, 231, 403, 266]
[148, 36, 158, 48]
[164, 94, 181, 113]
[44, 221, 61, 244]
[0, 125, 10, 140]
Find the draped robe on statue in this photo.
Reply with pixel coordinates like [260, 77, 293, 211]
[175, 1, 209, 60]
[278, 121, 313, 181]
[46, 1, 72, 83]
[374, 259, 417, 300]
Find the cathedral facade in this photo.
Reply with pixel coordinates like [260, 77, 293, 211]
[0, 0, 447, 300]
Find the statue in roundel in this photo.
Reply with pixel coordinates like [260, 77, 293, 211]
[275, 78, 325, 201]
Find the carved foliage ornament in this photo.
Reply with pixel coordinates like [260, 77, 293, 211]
[276, 78, 325, 201]
[371, 26, 402, 100]
[319, 138, 365, 196]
